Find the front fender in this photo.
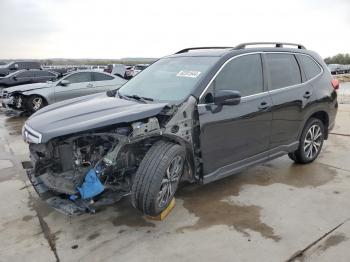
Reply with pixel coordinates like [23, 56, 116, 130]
[21, 89, 53, 104]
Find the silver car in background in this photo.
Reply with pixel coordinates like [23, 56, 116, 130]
[2, 70, 126, 113]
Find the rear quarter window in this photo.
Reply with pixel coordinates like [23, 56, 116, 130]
[265, 53, 301, 90]
[297, 55, 322, 80]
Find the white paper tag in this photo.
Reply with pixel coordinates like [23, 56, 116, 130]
[176, 70, 201, 78]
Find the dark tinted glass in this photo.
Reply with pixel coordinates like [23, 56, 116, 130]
[265, 54, 301, 90]
[17, 71, 33, 77]
[34, 71, 55, 77]
[297, 55, 321, 80]
[65, 72, 92, 83]
[212, 54, 263, 97]
[27, 62, 40, 69]
[93, 72, 114, 81]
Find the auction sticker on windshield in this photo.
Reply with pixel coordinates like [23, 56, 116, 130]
[176, 70, 201, 78]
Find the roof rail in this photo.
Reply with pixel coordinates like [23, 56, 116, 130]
[234, 42, 306, 50]
[175, 47, 233, 54]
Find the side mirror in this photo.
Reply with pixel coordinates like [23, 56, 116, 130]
[60, 80, 70, 86]
[214, 90, 241, 105]
[12, 76, 17, 81]
[106, 89, 117, 97]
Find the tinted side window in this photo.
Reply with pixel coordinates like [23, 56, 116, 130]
[34, 71, 55, 77]
[17, 71, 33, 77]
[297, 55, 322, 80]
[211, 54, 263, 97]
[65, 72, 92, 83]
[93, 72, 114, 81]
[17, 62, 35, 69]
[16, 62, 25, 69]
[265, 54, 301, 90]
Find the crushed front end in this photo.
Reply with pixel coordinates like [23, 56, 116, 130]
[23, 95, 200, 216]
[25, 119, 162, 215]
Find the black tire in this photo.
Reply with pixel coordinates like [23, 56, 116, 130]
[288, 118, 324, 164]
[131, 140, 186, 216]
[26, 95, 46, 113]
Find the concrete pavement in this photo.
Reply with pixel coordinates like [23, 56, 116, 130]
[1, 93, 350, 262]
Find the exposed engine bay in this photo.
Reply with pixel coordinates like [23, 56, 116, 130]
[26, 97, 199, 216]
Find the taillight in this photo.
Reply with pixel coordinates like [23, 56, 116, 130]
[331, 79, 339, 90]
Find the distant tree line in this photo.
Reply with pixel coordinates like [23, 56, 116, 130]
[324, 53, 350, 65]
[40, 58, 157, 66]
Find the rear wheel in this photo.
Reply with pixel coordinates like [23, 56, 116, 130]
[288, 118, 324, 164]
[26, 95, 46, 113]
[131, 141, 185, 216]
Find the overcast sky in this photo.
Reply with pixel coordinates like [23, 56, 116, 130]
[0, 0, 349, 59]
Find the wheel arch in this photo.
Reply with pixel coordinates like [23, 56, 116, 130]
[24, 94, 48, 111]
[300, 110, 330, 140]
[131, 134, 196, 183]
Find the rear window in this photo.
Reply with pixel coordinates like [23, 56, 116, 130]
[265, 54, 301, 90]
[297, 55, 322, 80]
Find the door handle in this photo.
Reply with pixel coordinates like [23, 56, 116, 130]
[303, 91, 312, 99]
[258, 101, 269, 110]
[86, 83, 93, 88]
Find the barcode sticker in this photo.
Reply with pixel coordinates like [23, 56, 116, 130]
[176, 70, 201, 78]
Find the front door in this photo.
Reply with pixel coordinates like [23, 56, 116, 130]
[198, 53, 273, 182]
[15, 71, 34, 85]
[54, 72, 93, 102]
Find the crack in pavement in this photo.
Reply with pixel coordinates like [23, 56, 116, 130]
[285, 218, 350, 262]
[318, 162, 350, 173]
[27, 191, 60, 262]
[330, 133, 350, 137]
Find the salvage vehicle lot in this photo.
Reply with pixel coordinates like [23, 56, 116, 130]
[0, 82, 349, 262]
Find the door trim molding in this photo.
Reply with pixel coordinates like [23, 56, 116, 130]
[202, 141, 299, 184]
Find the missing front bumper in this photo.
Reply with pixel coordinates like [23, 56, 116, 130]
[26, 169, 93, 215]
[26, 169, 129, 216]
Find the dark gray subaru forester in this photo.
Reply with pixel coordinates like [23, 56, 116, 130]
[23, 42, 338, 216]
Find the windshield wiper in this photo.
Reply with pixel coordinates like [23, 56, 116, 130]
[117, 90, 154, 103]
[124, 94, 154, 103]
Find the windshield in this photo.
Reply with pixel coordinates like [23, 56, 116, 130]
[118, 57, 217, 102]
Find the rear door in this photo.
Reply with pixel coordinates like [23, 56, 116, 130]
[198, 53, 273, 182]
[264, 53, 317, 157]
[54, 72, 93, 102]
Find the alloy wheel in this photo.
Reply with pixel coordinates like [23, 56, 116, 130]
[303, 124, 322, 159]
[157, 155, 183, 208]
[32, 97, 43, 111]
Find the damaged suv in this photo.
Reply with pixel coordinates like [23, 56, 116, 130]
[23, 43, 338, 216]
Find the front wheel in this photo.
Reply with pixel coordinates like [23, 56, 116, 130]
[288, 118, 324, 164]
[131, 141, 185, 216]
[26, 95, 46, 113]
